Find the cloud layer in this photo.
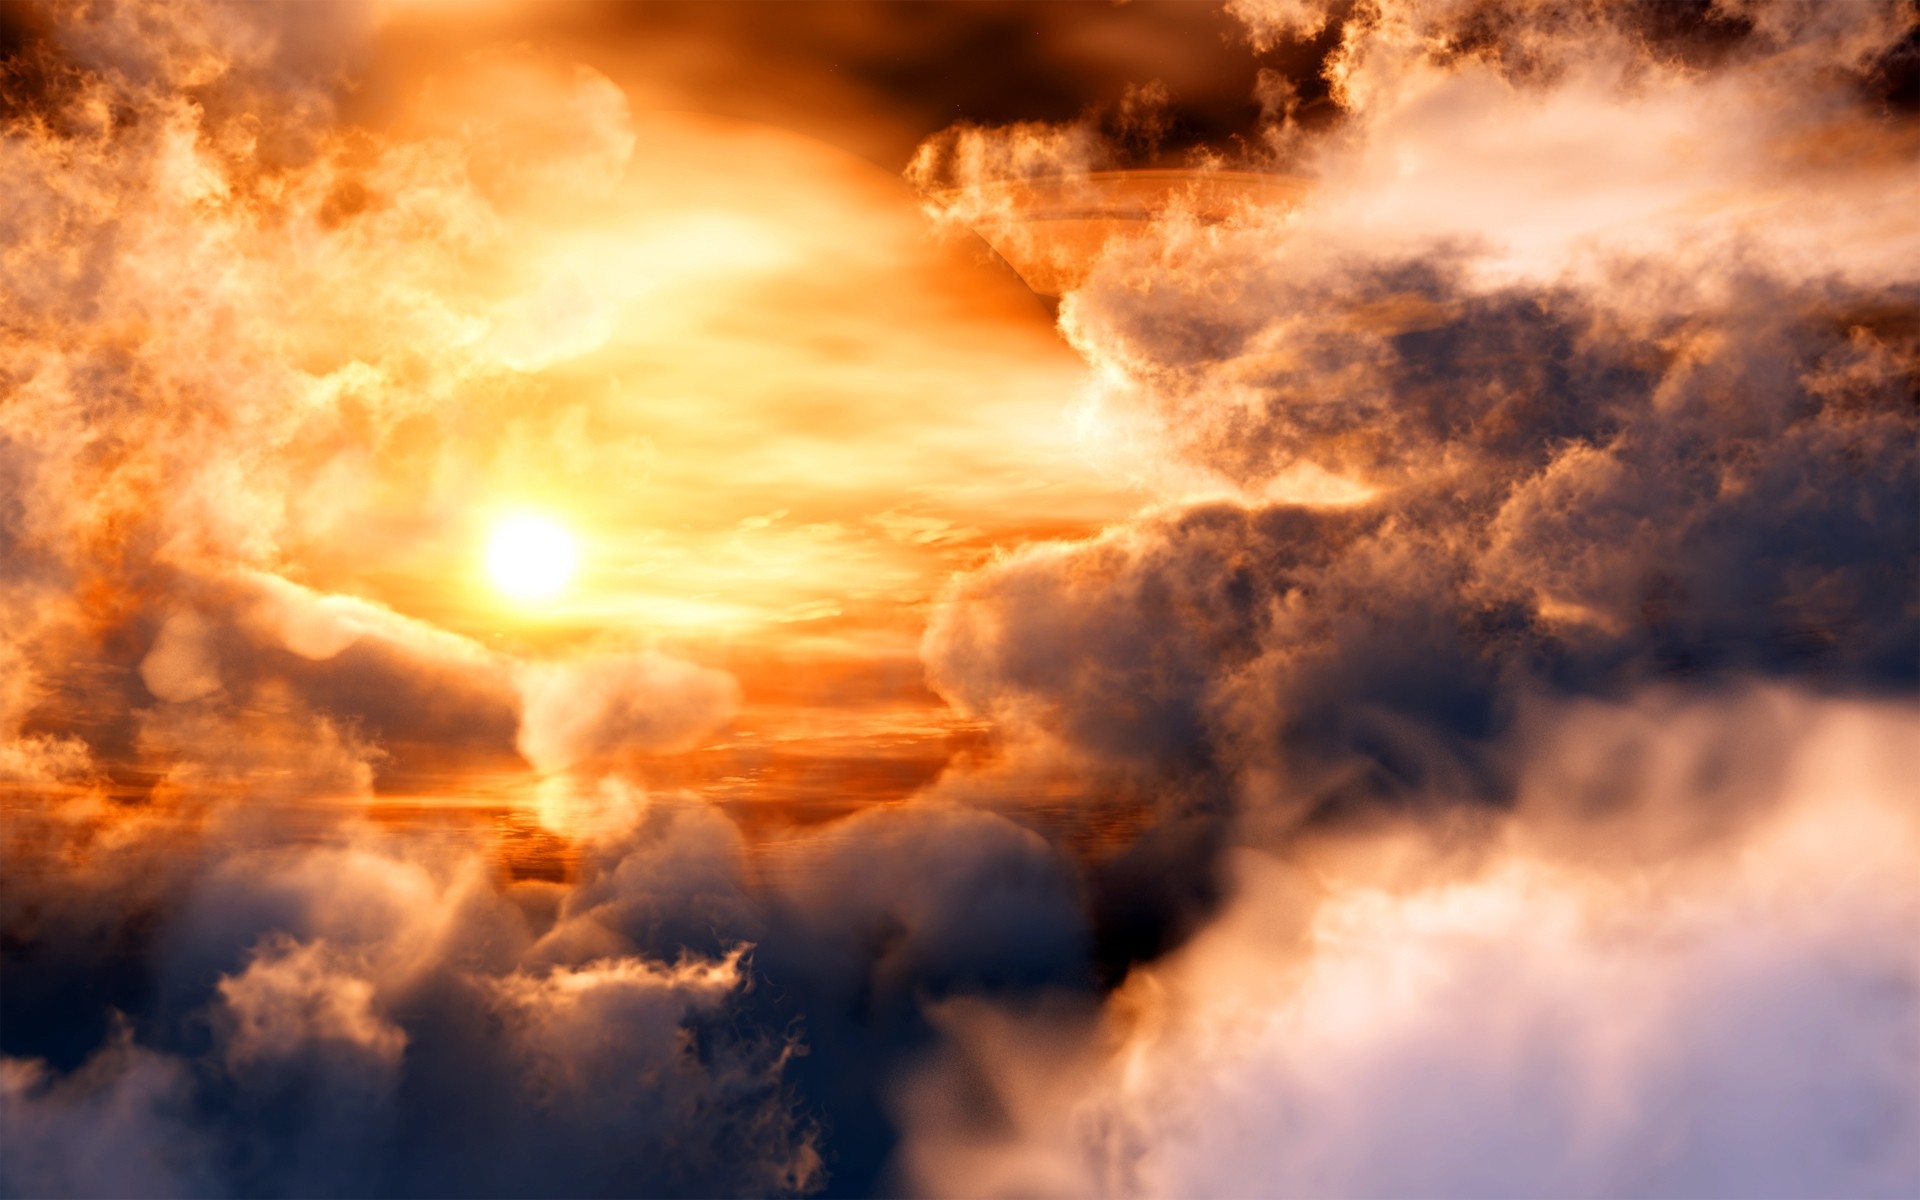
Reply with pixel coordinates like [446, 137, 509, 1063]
[902, 689, 1920, 1199]
[3, 1, 1917, 1197]
[904, 1, 1919, 1195]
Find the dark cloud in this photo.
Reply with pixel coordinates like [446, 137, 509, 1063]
[925, 240, 1917, 982]
[2, 784, 1110, 1197]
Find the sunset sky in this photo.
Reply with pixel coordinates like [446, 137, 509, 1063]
[3, 2, 1917, 1197]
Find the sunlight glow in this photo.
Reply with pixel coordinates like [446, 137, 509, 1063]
[487, 514, 578, 603]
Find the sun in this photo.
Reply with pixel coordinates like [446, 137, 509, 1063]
[486, 514, 578, 602]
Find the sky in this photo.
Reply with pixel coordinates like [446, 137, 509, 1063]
[1, 1, 1916, 1197]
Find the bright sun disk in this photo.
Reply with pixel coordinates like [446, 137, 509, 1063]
[487, 514, 577, 602]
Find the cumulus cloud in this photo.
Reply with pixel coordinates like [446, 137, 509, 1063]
[900, 690, 1920, 1199]
[916, 0, 1918, 837]
[895, 0, 1920, 1194]
[5, 0, 1917, 1196]
[926, 260, 1916, 840]
[4, 814, 826, 1197]
[217, 937, 408, 1071]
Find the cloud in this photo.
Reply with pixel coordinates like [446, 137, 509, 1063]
[0, 5, 1044, 1189]
[484, 949, 755, 1112]
[765, 803, 1090, 1000]
[0, 0, 662, 801]
[4, 813, 826, 1197]
[916, 0, 1919, 846]
[1227, 0, 1336, 49]
[894, 1, 1920, 1194]
[899, 689, 1920, 1199]
[216, 937, 407, 1071]
[748, 803, 1094, 1197]
[4, 0, 1917, 1196]
[0, 1029, 217, 1200]
[136, 610, 223, 704]
[516, 653, 743, 774]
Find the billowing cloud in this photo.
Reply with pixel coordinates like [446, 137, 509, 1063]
[217, 937, 408, 1071]
[4, 0, 1917, 1196]
[897, 0, 1919, 1194]
[900, 690, 1920, 1199]
[4, 811, 826, 1197]
[918, 0, 1918, 839]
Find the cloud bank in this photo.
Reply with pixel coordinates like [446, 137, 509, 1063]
[3, 0, 1916, 1197]
[902, 689, 1920, 1199]
[904, 0, 1919, 1195]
